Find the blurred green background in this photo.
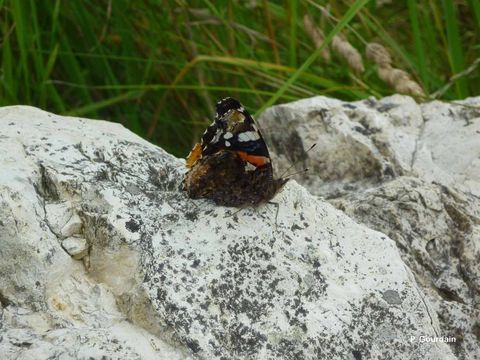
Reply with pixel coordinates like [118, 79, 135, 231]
[1, 0, 479, 157]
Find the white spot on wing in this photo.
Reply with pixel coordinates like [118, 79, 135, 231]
[238, 131, 260, 142]
[225, 141, 231, 147]
[245, 162, 256, 172]
[223, 132, 233, 139]
[212, 129, 222, 143]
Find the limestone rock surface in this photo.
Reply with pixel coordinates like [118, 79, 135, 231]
[0, 105, 456, 359]
[260, 95, 480, 360]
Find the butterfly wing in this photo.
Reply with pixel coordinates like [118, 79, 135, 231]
[202, 97, 272, 167]
[184, 97, 286, 206]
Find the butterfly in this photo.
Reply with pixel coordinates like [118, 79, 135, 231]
[183, 97, 287, 207]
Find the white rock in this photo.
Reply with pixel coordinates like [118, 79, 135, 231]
[0, 105, 456, 359]
[62, 237, 88, 259]
[260, 95, 480, 360]
[0, 106, 191, 360]
[260, 95, 480, 198]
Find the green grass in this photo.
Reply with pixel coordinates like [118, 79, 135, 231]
[407, 0, 428, 92]
[442, 0, 468, 98]
[0, 0, 479, 157]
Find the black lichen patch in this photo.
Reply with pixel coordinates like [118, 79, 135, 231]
[472, 322, 480, 343]
[11, 340, 33, 348]
[186, 339, 201, 353]
[185, 211, 199, 221]
[228, 323, 267, 357]
[352, 349, 363, 360]
[308, 108, 330, 122]
[271, 338, 305, 359]
[382, 290, 402, 305]
[191, 259, 201, 268]
[290, 223, 303, 232]
[125, 218, 141, 232]
[376, 103, 398, 112]
[95, 169, 110, 181]
[0, 291, 13, 307]
[353, 125, 376, 136]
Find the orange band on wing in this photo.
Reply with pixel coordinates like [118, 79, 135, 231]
[186, 143, 202, 168]
[235, 151, 269, 167]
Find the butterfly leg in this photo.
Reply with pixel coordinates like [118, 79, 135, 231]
[224, 206, 245, 219]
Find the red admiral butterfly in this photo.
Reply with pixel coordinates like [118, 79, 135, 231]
[183, 97, 287, 207]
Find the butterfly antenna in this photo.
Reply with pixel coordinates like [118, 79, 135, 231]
[279, 143, 316, 179]
[284, 168, 310, 179]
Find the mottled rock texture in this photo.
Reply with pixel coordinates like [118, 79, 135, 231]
[0, 104, 458, 359]
[260, 95, 480, 360]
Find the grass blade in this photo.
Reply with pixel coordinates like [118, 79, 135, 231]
[442, 0, 468, 97]
[288, 0, 298, 67]
[65, 91, 143, 117]
[407, 0, 428, 92]
[256, 0, 371, 115]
